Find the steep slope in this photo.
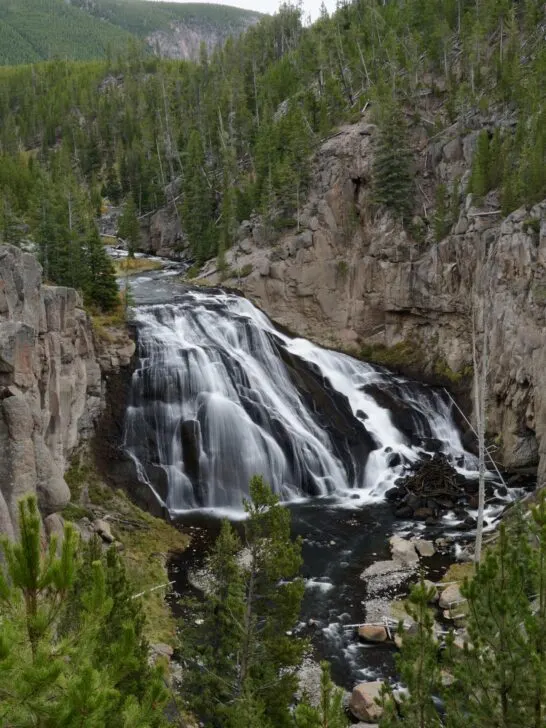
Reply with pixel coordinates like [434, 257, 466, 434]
[207, 118, 546, 488]
[0, 0, 135, 64]
[0, 244, 134, 537]
[0, 0, 261, 65]
[69, 0, 262, 59]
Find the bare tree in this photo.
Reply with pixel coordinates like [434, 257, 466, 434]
[472, 301, 488, 563]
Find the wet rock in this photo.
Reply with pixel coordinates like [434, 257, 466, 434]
[413, 539, 435, 557]
[349, 681, 384, 723]
[390, 535, 419, 565]
[358, 624, 388, 643]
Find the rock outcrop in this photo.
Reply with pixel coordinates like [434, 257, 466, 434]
[0, 244, 134, 536]
[205, 118, 546, 485]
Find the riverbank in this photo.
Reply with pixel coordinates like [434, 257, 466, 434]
[62, 452, 190, 644]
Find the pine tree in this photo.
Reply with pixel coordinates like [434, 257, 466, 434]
[118, 193, 141, 258]
[181, 129, 214, 264]
[0, 496, 170, 727]
[372, 103, 414, 222]
[433, 183, 451, 241]
[182, 476, 306, 728]
[294, 662, 349, 728]
[379, 580, 442, 728]
[468, 130, 490, 199]
[444, 517, 534, 727]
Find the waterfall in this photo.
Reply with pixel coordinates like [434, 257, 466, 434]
[123, 290, 475, 513]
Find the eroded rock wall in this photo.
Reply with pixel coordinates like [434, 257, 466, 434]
[0, 245, 134, 536]
[208, 119, 546, 485]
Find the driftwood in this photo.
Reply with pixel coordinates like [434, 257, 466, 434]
[132, 581, 175, 600]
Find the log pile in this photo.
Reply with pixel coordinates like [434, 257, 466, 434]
[386, 453, 496, 526]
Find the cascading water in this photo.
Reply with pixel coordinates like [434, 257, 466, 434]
[123, 289, 476, 513]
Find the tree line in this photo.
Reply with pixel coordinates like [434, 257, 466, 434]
[0, 0, 544, 307]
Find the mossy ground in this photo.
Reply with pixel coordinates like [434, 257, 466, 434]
[113, 257, 163, 276]
[63, 458, 189, 644]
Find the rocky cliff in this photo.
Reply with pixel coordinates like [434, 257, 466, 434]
[0, 244, 134, 537]
[204, 118, 546, 486]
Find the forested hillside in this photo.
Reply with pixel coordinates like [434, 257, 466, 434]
[0, 0, 544, 308]
[0, 0, 260, 65]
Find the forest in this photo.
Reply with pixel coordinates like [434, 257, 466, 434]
[0, 0, 544, 311]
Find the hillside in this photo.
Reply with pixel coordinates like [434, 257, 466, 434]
[0, 0, 261, 65]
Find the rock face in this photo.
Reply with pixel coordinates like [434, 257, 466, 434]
[210, 118, 546, 486]
[0, 244, 134, 536]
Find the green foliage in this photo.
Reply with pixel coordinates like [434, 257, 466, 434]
[181, 476, 306, 728]
[0, 495, 169, 727]
[382, 495, 546, 728]
[118, 193, 140, 256]
[372, 103, 414, 222]
[293, 662, 349, 728]
[433, 183, 452, 241]
[380, 580, 442, 728]
[0, 0, 543, 275]
[0, 0, 259, 66]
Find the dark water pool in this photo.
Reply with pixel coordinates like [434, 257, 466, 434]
[168, 501, 453, 690]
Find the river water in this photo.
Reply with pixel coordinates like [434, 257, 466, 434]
[119, 261, 508, 689]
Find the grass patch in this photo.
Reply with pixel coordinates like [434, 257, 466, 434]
[65, 455, 189, 644]
[441, 562, 475, 584]
[359, 340, 422, 369]
[101, 234, 118, 245]
[434, 358, 473, 384]
[61, 503, 93, 521]
[112, 492, 188, 644]
[113, 257, 163, 276]
[185, 262, 202, 279]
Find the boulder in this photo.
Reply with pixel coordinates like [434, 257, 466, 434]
[413, 539, 435, 558]
[358, 625, 388, 643]
[349, 681, 384, 723]
[389, 535, 419, 565]
[94, 518, 114, 543]
[44, 512, 65, 540]
[439, 583, 466, 610]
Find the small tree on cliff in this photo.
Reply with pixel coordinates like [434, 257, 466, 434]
[372, 102, 414, 223]
[0, 496, 170, 727]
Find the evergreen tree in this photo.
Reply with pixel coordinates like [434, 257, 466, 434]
[372, 103, 414, 222]
[433, 183, 451, 242]
[118, 193, 140, 257]
[182, 476, 306, 728]
[181, 129, 214, 264]
[0, 496, 169, 727]
[293, 662, 349, 728]
[444, 515, 538, 727]
[379, 579, 442, 728]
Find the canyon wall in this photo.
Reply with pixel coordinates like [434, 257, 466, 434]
[207, 119, 546, 485]
[0, 244, 134, 536]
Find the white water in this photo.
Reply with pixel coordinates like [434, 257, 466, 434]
[123, 290, 476, 513]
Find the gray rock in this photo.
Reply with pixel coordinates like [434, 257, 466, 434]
[94, 518, 114, 543]
[349, 681, 384, 723]
[390, 535, 419, 565]
[439, 584, 466, 610]
[412, 539, 435, 557]
[443, 137, 463, 162]
[44, 513, 65, 540]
